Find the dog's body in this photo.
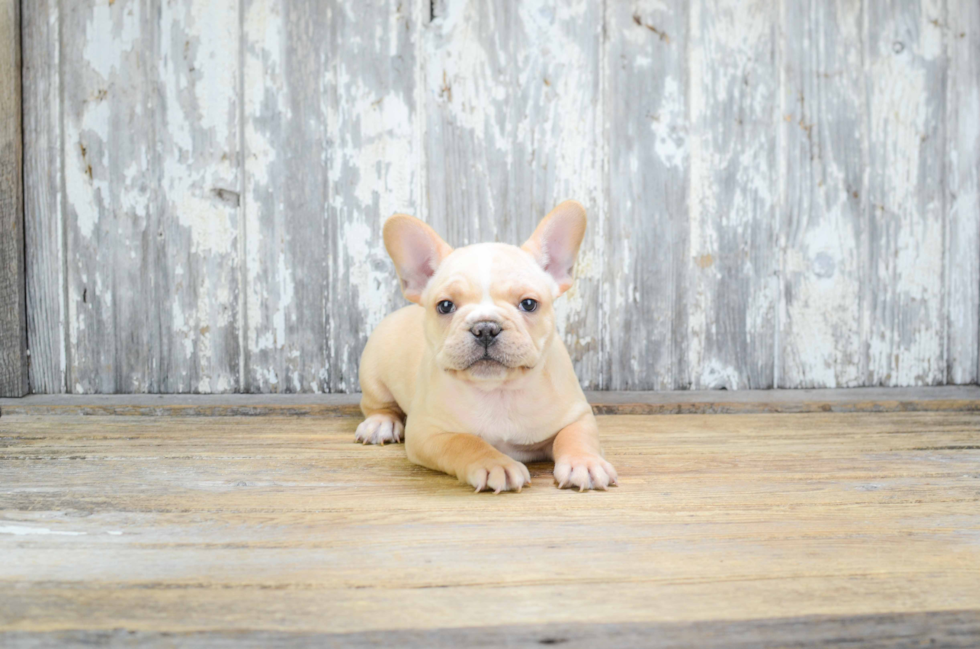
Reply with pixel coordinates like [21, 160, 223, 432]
[356, 202, 617, 493]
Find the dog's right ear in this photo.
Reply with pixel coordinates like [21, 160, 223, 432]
[383, 215, 453, 304]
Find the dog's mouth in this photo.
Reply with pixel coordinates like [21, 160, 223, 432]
[466, 353, 506, 370]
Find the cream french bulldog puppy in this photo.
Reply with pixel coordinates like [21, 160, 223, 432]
[355, 201, 617, 493]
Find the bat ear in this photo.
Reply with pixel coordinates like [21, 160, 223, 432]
[383, 214, 453, 304]
[521, 200, 587, 296]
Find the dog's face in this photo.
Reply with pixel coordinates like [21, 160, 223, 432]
[384, 201, 586, 384]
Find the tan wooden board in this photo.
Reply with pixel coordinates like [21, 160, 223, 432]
[1, 411, 978, 645]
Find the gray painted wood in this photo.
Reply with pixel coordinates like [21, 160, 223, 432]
[779, 0, 866, 388]
[3, 385, 980, 418]
[604, 0, 689, 390]
[22, 0, 65, 394]
[59, 0, 242, 393]
[946, 0, 980, 385]
[243, 0, 422, 394]
[0, 0, 27, 397]
[241, 0, 332, 394]
[684, 0, 779, 389]
[324, 0, 424, 393]
[19, 0, 980, 393]
[865, 0, 947, 386]
[425, 0, 604, 388]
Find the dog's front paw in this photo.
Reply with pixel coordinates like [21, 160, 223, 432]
[466, 457, 531, 494]
[554, 455, 618, 491]
[355, 413, 404, 445]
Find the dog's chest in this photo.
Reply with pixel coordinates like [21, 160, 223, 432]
[450, 390, 558, 447]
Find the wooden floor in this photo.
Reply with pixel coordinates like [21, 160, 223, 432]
[2, 403, 979, 647]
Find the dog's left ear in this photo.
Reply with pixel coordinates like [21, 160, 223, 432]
[384, 214, 454, 304]
[521, 200, 587, 296]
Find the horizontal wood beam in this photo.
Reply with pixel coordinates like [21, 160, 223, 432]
[2, 386, 978, 418]
[6, 610, 976, 649]
[0, 0, 27, 397]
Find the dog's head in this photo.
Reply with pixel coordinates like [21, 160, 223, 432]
[383, 201, 586, 384]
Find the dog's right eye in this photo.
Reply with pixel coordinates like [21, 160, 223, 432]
[436, 300, 456, 315]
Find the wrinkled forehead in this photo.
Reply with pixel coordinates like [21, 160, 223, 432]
[429, 243, 557, 299]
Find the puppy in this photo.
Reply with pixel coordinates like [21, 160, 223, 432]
[355, 201, 617, 493]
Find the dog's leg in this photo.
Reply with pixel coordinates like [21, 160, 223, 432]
[356, 378, 405, 445]
[552, 417, 618, 491]
[406, 427, 531, 493]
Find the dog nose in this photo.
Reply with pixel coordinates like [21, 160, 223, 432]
[470, 321, 502, 346]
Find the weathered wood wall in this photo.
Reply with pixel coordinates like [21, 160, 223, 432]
[21, 0, 980, 393]
[0, 0, 27, 397]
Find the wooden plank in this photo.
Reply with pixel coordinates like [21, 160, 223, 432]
[0, 0, 27, 398]
[2, 386, 979, 417]
[243, 0, 423, 394]
[685, 0, 779, 389]
[22, 0, 66, 394]
[4, 610, 980, 649]
[778, 0, 865, 388]
[241, 0, 330, 394]
[19, 0, 980, 395]
[946, 0, 980, 384]
[424, 0, 604, 388]
[864, 0, 946, 386]
[603, 1, 688, 390]
[323, 0, 425, 393]
[0, 412, 978, 637]
[62, 0, 242, 394]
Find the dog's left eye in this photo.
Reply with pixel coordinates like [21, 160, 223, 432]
[436, 300, 456, 315]
[518, 298, 537, 313]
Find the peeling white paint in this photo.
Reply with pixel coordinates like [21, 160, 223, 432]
[32, 0, 980, 394]
[651, 77, 687, 170]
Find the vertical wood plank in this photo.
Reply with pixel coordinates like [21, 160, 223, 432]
[242, 0, 330, 393]
[62, 0, 242, 393]
[23, 0, 66, 394]
[685, 0, 779, 389]
[424, 0, 604, 388]
[326, 0, 425, 393]
[0, 0, 28, 397]
[864, 0, 946, 386]
[242, 0, 322, 392]
[778, 0, 866, 388]
[243, 0, 422, 393]
[603, 1, 689, 389]
[945, 0, 980, 384]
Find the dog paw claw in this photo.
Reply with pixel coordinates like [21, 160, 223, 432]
[355, 414, 404, 445]
[554, 455, 618, 492]
[467, 457, 531, 493]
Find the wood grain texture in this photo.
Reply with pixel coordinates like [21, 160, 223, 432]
[61, 0, 242, 394]
[2, 385, 979, 417]
[686, 0, 779, 389]
[241, 0, 332, 394]
[603, 1, 688, 390]
[4, 611, 980, 648]
[1, 411, 978, 638]
[22, 0, 66, 394]
[243, 0, 423, 394]
[325, 0, 425, 393]
[424, 0, 604, 388]
[0, 0, 27, 397]
[20, 0, 980, 394]
[865, 0, 946, 386]
[945, 0, 980, 384]
[779, 0, 865, 388]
